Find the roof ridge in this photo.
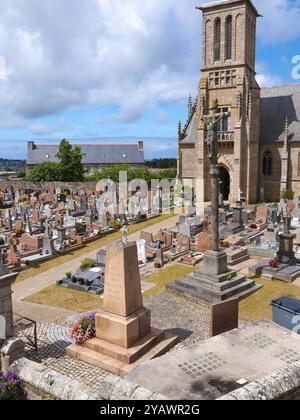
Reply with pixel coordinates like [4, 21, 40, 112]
[261, 83, 300, 90]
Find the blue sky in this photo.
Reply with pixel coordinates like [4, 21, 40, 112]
[0, 0, 299, 160]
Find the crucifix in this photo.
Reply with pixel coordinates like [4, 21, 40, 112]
[202, 100, 230, 252]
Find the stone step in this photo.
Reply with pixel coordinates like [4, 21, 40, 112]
[167, 283, 221, 305]
[192, 270, 237, 283]
[220, 278, 256, 300]
[67, 344, 127, 377]
[228, 254, 250, 266]
[175, 274, 248, 293]
[228, 283, 263, 301]
[122, 332, 180, 375]
[67, 332, 179, 377]
[85, 328, 164, 364]
[168, 277, 259, 305]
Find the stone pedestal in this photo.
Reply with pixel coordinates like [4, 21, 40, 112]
[0, 268, 18, 338]
[276, 231, 297, 264]
[68, 241, 178, 376]
[168, 249, 262, 305]
[0, 265, 25, 372]
[222, 202, 244, 235]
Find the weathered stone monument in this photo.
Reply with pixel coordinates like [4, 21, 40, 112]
[168, 101, 261, 304]
[67, 240, 178, 376]
[276, 214, 297, 264]
[0, 255, 24, 372]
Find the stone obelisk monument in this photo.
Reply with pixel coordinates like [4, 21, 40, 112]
[68, 240, 178, 376]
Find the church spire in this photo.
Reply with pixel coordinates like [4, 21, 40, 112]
[178, 121, 182, 142]
[283, 116, 289, 153]
[188, 95, 193, 117]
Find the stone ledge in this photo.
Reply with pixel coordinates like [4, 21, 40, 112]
[218, 362, 300, 401]
[10, 358, 103, 401]
[10, 358, 168, 400]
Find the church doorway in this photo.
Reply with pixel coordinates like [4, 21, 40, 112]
[219, 167, 230, 201]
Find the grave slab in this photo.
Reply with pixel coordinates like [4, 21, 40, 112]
[126, 320, 300, 400]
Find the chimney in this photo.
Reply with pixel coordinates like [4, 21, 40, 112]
[138, 141, 144, 151]
[28, 141, 35, 152]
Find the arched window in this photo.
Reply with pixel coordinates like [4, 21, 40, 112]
[214, 18, 221, 62]
[225, 16, 233, 60]
[263, 150, 273, 177]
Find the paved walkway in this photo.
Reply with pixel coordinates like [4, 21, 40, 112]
[12, 215, 180, 322]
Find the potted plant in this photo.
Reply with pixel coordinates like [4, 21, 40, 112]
[69, 313, 96, 345]
[0, 371, 27, 400]
[269, 259, 279, 268]
[80, 259, 94, 271]
[65, 271, 72, 280]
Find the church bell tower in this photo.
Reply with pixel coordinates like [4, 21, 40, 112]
[179, 0, 261, 206]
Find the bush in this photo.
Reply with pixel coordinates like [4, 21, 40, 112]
[65, 271, 72, 280]
[221, 241, 230, 248]
[0, 371, 27, 400]
[80, 259, 95, 271]
[108, 219, 122, 230]
[281, 190, 295, 202]
[69, 313, 96, 345]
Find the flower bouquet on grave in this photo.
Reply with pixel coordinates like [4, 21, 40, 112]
[268, 259, 279, 268]
[69, 313, 96, 345]
[0, 371, 27, 401]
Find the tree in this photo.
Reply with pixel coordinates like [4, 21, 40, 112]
[27, 162, 59, 182]
[56, 139, 85, 182]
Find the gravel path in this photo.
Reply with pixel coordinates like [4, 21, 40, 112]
[18, 292, 211, 392]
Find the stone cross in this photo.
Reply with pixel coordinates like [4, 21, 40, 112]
[121, 224, 128, 243]
[202, 101, 230, 252]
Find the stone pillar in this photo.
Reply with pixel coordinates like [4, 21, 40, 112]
[280, 118, 290, 194]
[0, 267, 18, 338]
[0, 264, 24, 372]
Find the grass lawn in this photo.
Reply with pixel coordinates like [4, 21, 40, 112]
[240, 278, 300, 321]
[24, 284, 103, 313]
[24, 263, 197, 312]
[16, 211, 176, 285]
[143, 264, 198, 299]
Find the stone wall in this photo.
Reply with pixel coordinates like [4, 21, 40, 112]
[10, 358, 168, 401]
[10, 357, 300, 400]
[219, 362, 300, 401]
[0, 181, 98, 192]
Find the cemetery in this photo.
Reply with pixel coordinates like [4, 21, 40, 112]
[3, 155, 300, 401]
[2, 150, 300, 400]
[2, 0, 300, 402]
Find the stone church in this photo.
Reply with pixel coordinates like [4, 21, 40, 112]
[178, 0, 300, 204]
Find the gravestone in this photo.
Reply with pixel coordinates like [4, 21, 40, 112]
[158, 230, 173, 248]
[96, 249, 106, 268]
[196, 232, 212, 252]
[140, 231, 153, 244]
[176, 234, 190, 253]
[136, 239, 147, 264]
[179, 223, 191, 238]
[67, 241, 178, 376]
[256, 206, 269, 222]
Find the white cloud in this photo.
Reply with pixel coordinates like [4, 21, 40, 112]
[0, 0, 201, 127]
[0, 0, 297, 132]
[255, 0, 300, 45]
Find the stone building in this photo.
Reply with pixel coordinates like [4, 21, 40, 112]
[27, 140, 145, 176]
[178, 0, 300, 204]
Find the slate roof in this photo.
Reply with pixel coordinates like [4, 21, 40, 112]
[27, 142, 145, 165]
[260, 84, 300, 143]
[180, 105, 198, 145]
